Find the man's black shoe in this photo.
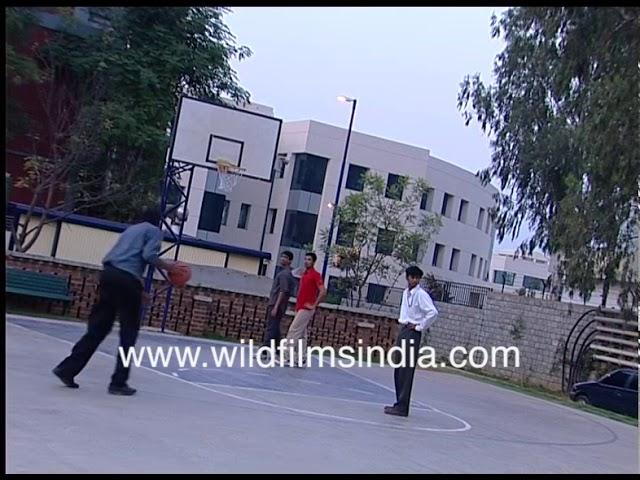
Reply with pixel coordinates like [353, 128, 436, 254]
[52, 367, 79, 388]
[384, 405, 408, 417]
[108, 384, 137, 396]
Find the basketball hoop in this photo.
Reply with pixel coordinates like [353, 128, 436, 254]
[215, 159, 245, 193]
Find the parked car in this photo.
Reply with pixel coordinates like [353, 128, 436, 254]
[570, 368, 638, 418]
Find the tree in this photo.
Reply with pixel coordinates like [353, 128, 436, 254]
[8, 7, 252, 252]
[44, 7, 252, 221]
[10, 40, 139, 253]
[458, 7, 640, 309]
[321, 172, 442, 308]
[5, 7, 42, 140]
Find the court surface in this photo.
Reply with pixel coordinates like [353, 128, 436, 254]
[6, 314, 638, 474]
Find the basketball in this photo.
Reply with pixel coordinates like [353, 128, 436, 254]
[168, 263, 192, 288]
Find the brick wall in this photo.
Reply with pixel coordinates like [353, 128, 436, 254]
[6, 253, 596, 391]
[6, 254, 400, 352]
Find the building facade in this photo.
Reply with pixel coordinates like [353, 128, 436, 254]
[256, 120, 498, 302]
[489, 250, 627, 309]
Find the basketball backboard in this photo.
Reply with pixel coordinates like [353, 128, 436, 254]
[171, 96, 282, 181]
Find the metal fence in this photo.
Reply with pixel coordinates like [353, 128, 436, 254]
[329, 278, 493, 311]
[430, 279, 493, 309]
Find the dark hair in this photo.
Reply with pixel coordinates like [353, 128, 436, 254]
[305, 252, 317, 263]
[405, 265, 424, 278]
[281, 250, 294, 261]
[140, 205, 162, 226]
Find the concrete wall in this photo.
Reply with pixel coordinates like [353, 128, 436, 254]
[56, 223, 119, 265]
[8, 217, 261, 275]
[427, 293, 593, 391]
[6, 253, 605, 392]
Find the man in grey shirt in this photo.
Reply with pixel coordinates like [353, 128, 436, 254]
[261, 251, 295, 356]
[53, 206, 177, 396]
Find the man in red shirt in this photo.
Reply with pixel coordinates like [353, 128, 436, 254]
[282, 252, 326, 367]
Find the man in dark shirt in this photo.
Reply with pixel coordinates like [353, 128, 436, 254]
[53, 206, 177, 396]
[260, 251, 295, 358]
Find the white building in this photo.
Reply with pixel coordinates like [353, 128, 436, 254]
[261, 120, 498, 303]
[174, 98, 499, 305]
[489, 250, 551, 295]
[490, 250, 627, 309]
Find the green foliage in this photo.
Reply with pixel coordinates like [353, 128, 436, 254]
[19, 7, 251, 222]
[5, 7, 42, 140]
[321, 172, 442, 307]
[458, 7, 640, 309]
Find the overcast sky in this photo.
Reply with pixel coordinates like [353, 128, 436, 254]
[225, 7, 529, 250]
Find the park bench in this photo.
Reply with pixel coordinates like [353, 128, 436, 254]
[6, 268, 73, 304]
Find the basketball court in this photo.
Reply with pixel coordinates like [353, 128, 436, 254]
[6, 314, 638, 473]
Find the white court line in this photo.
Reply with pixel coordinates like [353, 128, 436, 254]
[9, 321, 471, 433]
[245, 372, 270, 377]
[348, 388, 375, 396]
[319, 354, 473, 428]
[171, 373, 179, 377]
[191, 382, 433, 410]
[298, 379, 322, 385]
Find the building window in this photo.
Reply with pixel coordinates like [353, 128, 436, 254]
[267, 208, 277, 234]
[449, 248, 460, 271]
[493, 270, 515, 286]
[336, 221, 356, 247]
[375, 229, 396, 255]
[468, 254, 477, 276]
[366, 283, 387, 304]
[291, 153, 329, 194]
[385, 173, 404, 200]
[198, 192, 226, 233]
[410, 242, 424, 263]
[419, 188, 434, 211]
[281, 210, 318, 249]
[441, 193, 454, 217]
[238, 203, 251, 230]
[523, 275, 545, 291]
[457, 199, 469, 223]
[477, 258, 483, 278]
[485, 215, 491, 234]
[432, 243, 444, 268]
[477, 208, 485, 229]
[221, 200, 230, 226]
[346, 164, 368, 191]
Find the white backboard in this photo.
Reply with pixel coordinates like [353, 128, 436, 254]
[171, 96, 282, 181]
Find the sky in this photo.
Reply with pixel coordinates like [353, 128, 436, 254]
[225, 7, 530, 251]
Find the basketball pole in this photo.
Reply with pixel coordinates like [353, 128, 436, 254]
[141, 95, 199, 333]
[321, 97, 357, 283]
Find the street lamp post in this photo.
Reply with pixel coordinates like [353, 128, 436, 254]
[321, 95, 357, 282]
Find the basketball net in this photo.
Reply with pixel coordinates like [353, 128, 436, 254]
[216, 160, 243, 193]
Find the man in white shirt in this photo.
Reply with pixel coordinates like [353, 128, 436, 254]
[384, 265, 438, 417]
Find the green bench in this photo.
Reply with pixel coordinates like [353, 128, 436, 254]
[6, 268, 73, 303]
